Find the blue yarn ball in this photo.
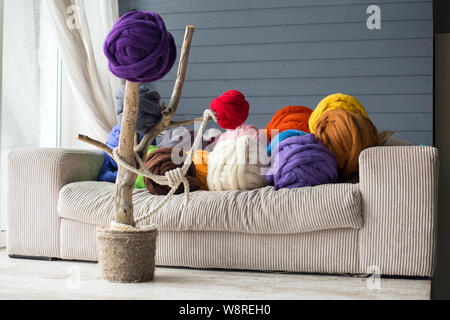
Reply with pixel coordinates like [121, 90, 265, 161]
[267, 129, 308, 156]
[98, 123, 146, 183]
[97, 153, 118, 183]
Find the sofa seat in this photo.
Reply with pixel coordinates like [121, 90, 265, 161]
[58, 181, 363, 234]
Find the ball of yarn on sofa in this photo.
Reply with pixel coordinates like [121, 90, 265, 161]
[105, 123, 121, 150]
[98, 123, 122, 183]
[309, 93, 368, 133]
[266, 134, 338, 189]
[210, 90, 249, 129]
[264, 106, 312, 142]
[267, 129, 307, 156]
[216, 124, 261, 145]
[156, 127, 219, 150]
[315, 109, 380, 176]
[115, 84, 162, 135]
[135, 145, 158, 189]
[104, 10, 176, 82]
[144, 147, 200, 195]
[207, 136, 268, 191]
[98, 123, 148, 183]
[192, 150, 210, 190]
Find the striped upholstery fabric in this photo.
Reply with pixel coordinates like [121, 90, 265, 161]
[58, 182, 363, 234]
[358, 146, 439, 276]
[7, 148, 104, 258]
[8, 146, 439, 277]
[59, 218, 360, 274]
[60, 219, 99, 261]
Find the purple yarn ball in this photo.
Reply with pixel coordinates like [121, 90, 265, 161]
[266, 134, 338, 189]
[104, 10, 177, 82]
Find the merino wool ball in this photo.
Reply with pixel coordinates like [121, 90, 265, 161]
[98, 123, 122, 183]
[216, 124, 262, 145]
[156, 127, 220, 152]
[266, 134, 338, 189]
[309, 93, 368, 133]
[267, 129, 308, 156]
[315, 109, 380, 176]
[144, 147, 200, 195]
[191, 150, 210, 190]
[104, 10, 176, 82]
[115, 84, 162, 135]
[264, 106, 312, 142]
[134, 145, 158, 189]
[210, 90, 249, 129]
[207, 136, 269, 191]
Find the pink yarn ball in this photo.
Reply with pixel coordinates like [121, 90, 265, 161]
[216, 124, 262, 145]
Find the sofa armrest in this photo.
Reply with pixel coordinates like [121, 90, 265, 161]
[7, 148, 104, 258]
[358, 146, 439, 277]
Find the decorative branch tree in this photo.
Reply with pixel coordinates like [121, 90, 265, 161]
[79, 25, 201, 226]
[77, 11, 248, 283]
[75, 10, 213, 282]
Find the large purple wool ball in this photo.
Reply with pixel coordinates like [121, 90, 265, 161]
[104, 10, 177, 82]
[266, 134, 338, 189]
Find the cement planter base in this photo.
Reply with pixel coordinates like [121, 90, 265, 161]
[96, 227, 158, 283]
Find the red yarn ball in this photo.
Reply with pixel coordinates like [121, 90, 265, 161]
[210, 90, 249, 129]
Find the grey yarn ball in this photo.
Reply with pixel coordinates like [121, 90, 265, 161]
[115, 84, 162, 135]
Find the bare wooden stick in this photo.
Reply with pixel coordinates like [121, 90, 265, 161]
[136, 25, 195, 154]
[166, 26, 194, 114]
[77, 134, 113, 158]
[114, 80, 140, 226]
[168, 117, 204, 128]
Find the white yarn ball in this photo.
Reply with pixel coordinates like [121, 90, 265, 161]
[207, 135, 269, 191]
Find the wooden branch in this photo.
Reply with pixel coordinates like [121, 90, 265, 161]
[168, 117, 204, 128]
[77, 134, 113, 158]
[114, 80, 140, 226]
[136, 25, 195, 154]
[166, 25, 194, 114]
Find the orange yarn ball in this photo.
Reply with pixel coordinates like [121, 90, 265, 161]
[265, 106, 313, 141]
[192, 150, 210, 190]
[315, 109, 380, 176]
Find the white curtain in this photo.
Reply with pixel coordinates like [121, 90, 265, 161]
[45, 0, 121, 140]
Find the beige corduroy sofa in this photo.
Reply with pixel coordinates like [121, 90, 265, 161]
[6, 145, 439, 277]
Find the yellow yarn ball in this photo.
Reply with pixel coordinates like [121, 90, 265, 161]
[308, 93, 369, 133]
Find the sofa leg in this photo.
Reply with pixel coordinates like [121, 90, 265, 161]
[8, 254, 59, 261]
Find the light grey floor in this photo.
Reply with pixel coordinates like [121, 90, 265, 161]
[0, 249, 430, 300]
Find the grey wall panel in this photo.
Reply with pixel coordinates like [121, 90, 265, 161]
[119, 0, 433, 145]
[161, 3, 432, 29]
[169, 21, 432, 46]
[154, 76, 432, 97]
[174, 39, 433, 63]
[164, 57, 433, 81]
[168, 94, 433, 115]
[126, 0, 431, 14]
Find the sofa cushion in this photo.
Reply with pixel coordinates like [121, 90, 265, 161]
[58, 181, 363, 234]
